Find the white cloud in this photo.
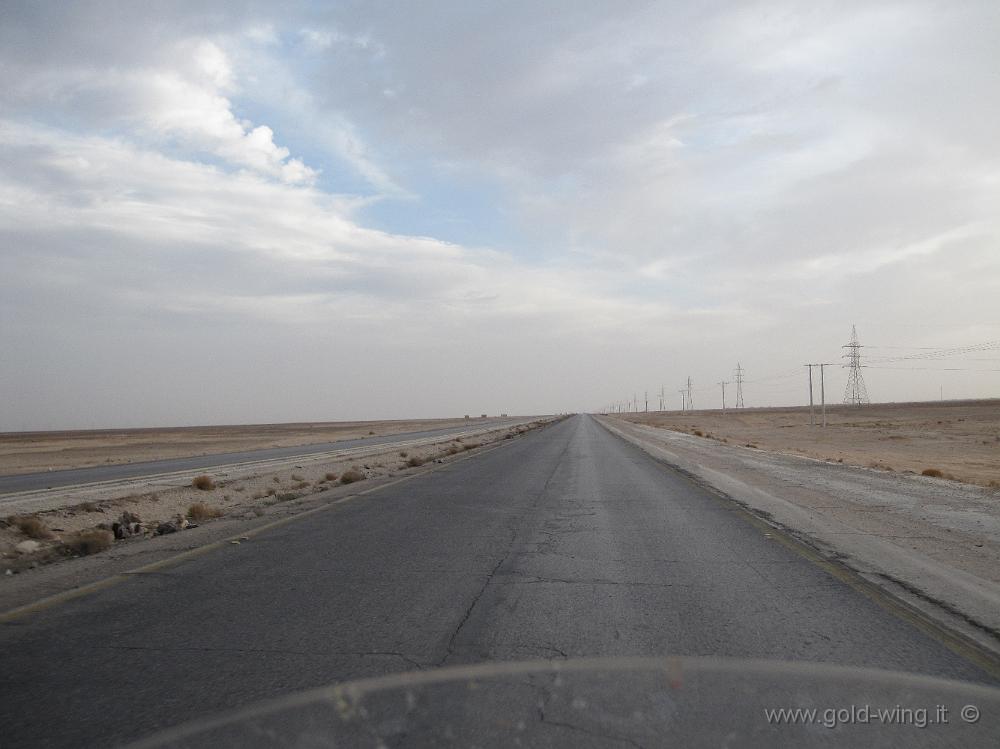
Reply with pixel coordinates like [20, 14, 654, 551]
[1, 1, 999, 426]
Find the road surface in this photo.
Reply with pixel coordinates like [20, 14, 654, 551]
[0, 419, 522, 495]
[0, 414, 994, 747]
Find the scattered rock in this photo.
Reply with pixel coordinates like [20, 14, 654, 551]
[15, 540, 41, 554]
[112, 511, 143, 540]
[155, 515, 189, 536]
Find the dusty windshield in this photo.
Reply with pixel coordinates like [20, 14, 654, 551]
[1, 2, 999, 748]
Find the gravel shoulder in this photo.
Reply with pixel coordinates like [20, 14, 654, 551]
[597, 415, 1000, 654]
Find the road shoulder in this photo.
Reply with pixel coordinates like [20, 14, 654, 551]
[596, 415, 1000, 659]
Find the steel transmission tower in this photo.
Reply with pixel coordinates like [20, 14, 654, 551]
[842, 325, 870, 406]
[686, 377, 694, 411]
[733, 363, 745, 408]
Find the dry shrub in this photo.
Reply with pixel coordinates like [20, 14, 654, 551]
[192, 475, 216, 491]
[399, 451, 408, 458]
[293, 481, 309, 490]
[187, 502, 223, 522]
[463, 442, 481, 451]
[693, 430, 704, 437]
[276, 492, 299, 502]
[80, 502, 100, 513]
[266, 487, 277, 496]
[291, 474, 304, 482]
[406, 456, 426, 467]
[921, 468, 945, 478]
[62, 529, 113, 556]
[272, 476, 281, 484]
[252, 506, 265, 517]
[340, 468, 365, 484]
[325, 472, 338, 481]
[252, 492, 266, 499]
[447, 445, 462, 455]
[13, 516, 54, 539]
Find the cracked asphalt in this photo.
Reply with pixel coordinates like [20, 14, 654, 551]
[0, 414, 994, 747]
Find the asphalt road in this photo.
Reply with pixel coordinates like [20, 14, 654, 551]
[0, 419, 520, 494]
[1, 414, 995, 747]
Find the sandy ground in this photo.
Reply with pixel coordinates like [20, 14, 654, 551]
[616, 400, 1000, 487]
[0, 417, 503, 475]
[0, 419, 555, 578]
[599, 415, 1000, 651]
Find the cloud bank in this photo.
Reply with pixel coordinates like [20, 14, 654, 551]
[1, 1, 998, 428]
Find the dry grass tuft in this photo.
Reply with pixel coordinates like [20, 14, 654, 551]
[62, 529, 113, 556]
[13, 516, 54, 539]
[921, 468, 945, 478]
[187, 502, 223, 522]
[340, 468, 365, 484]
[266, 487, 277, 496]
[80, 501, 100, 513]
[293, 481, 309, 490]
[192, 475, 216, 491]
[693, 430, 704, 437]
[325, 472, 338, 481]
[406, 456, 426, 467]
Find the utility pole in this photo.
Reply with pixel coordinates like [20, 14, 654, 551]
[718, 381, 729, 412]
[734, 363, 745, 408]
[806, 363, 835, 426]
[805, 364, 815, 426]
[818, 363, 834, 427]
[659, 386, 665, 411]
[644, 391, 648, 413]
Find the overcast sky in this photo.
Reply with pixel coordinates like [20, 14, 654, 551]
[2, 1, 999, 429]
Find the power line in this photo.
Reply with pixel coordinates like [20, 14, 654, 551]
[864, 366, 1000, 372]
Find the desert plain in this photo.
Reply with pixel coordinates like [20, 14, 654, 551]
[618, 399, 1000, 487]
[0, 417, 491, 475]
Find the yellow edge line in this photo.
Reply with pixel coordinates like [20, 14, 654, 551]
[0, 432, 527, 624]
[596, 416, 1000, 680]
